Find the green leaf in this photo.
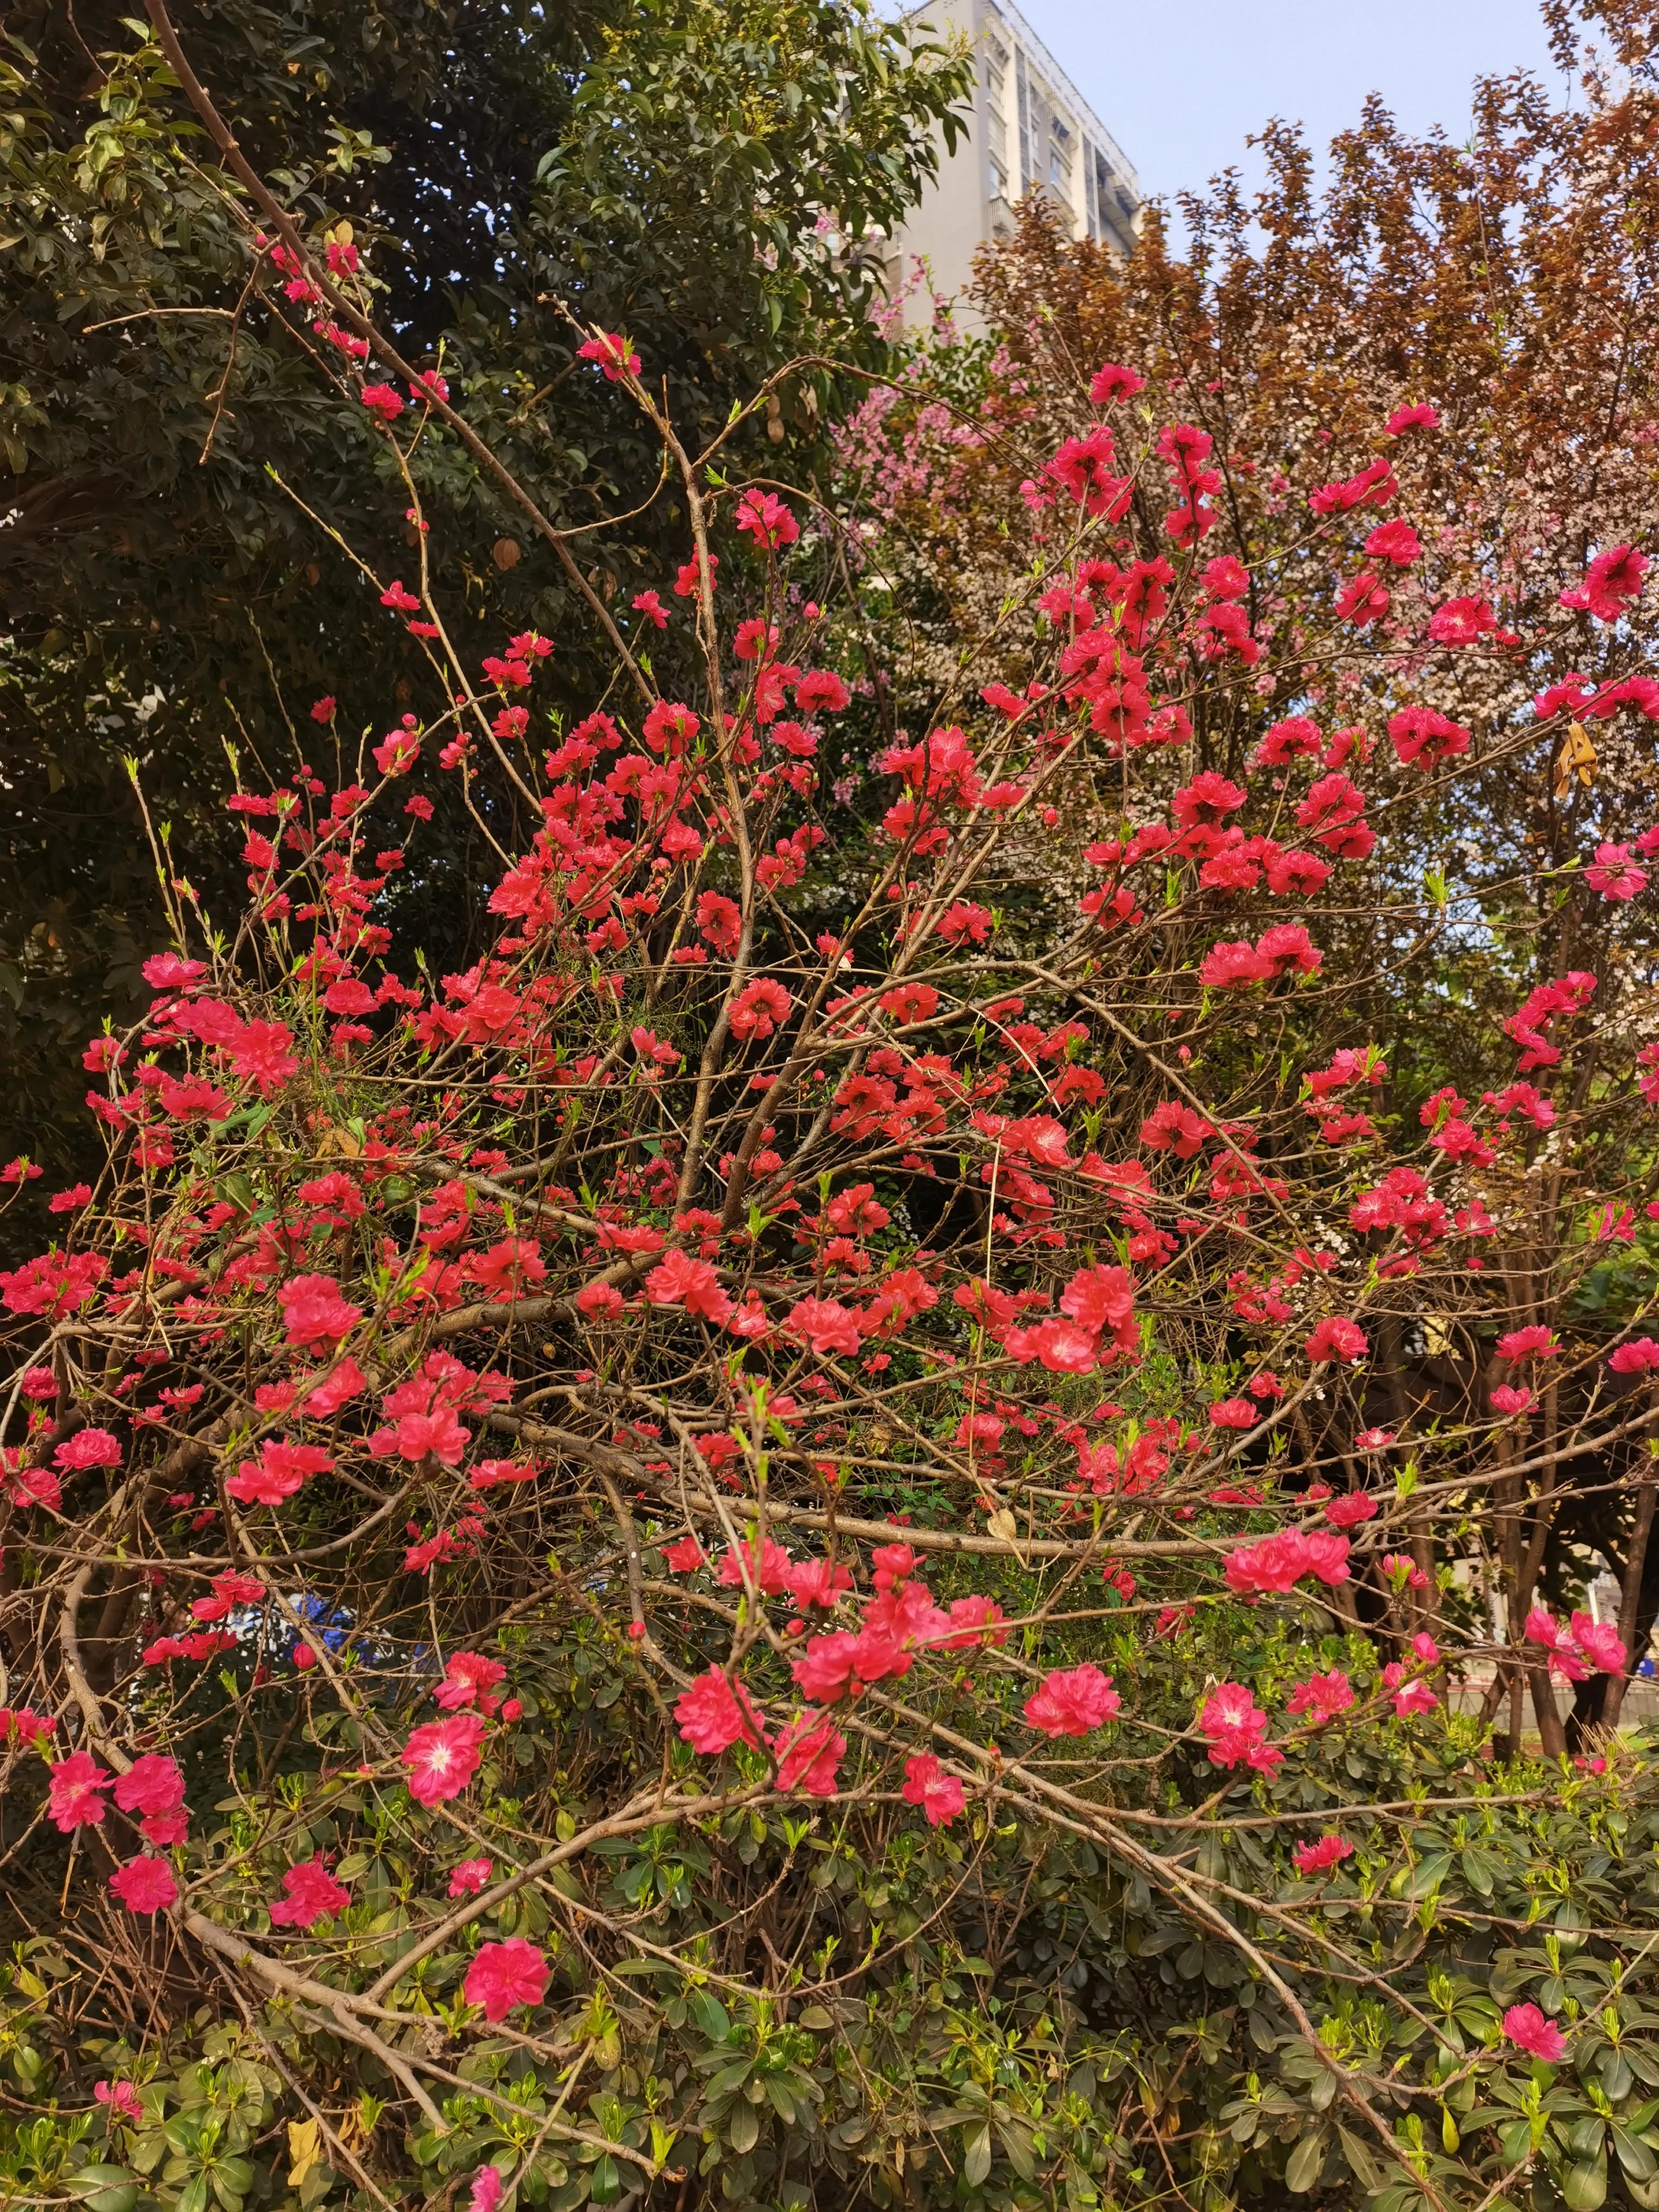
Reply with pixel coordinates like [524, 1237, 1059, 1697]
[1285, 2129, 1326, 2193]
[1563, 2154, 1608, 2210]
[963, 2123, 993, 2188]
[727, 2099, 760, 2155]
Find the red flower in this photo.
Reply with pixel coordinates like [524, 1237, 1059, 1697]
[1560, 544, 1647, 622]
[226, 1440, 334, 1506]
[1388, 706, 1471, 768]
[1089, 362, 1144, 406]
[1324, 1491, 1377, 1528]
[464, 1937, 549, 2021]
[1058, 1263, 1138, 1356]
[645, 1249, 733, 1325]
[1585, 842, 1648, 900]
[1292, 1833, 1352, 1877]
[1502, 2002, 1566, 2063]
[113, 1753, 185, 1847]
[401, 1714, 487, 1805]
[278, 1274, 361, 1347]
[791, 1632, 860, 1704]
[55, 1427, 122, 1471]
[448, 1858, 493, 1898]
[786, 1296, 862, 1358]
[787, 1557, 853, 1610]
[902, 1753, 966, 1826]
[675, 1668, 763, 1755]
[434, 1651, 508, 1714]
[729, 979, 792, 1040]
[717, 1536, 793, 1597]
[1023, 1663, 1121, 1737]
[109, 1856, 179, 1914]
[1003, 1319, 1098, 1374]
[577, 331, 640, 381]
[735, 490, 800, 549]
[268, 1858, 351, 1928]
[1287, 1669, 1355, 1723]
[1224, 1533, 1310, 1596]
[772, 1710, 845, 1796]
[696, 890, 741, 957]
[1364, 518, 1420, 564]
[48, 1750, 112, 1831]
[1199, 1682, 1273, 1769]
[1497, 1324, 1559, 1362]
[1305, 1317, 1368, 1364]
[1427, 595, 1498, 645]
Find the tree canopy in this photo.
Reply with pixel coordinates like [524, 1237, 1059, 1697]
[5, 8, 1659, 2212]
[0, 0, 967, 1207]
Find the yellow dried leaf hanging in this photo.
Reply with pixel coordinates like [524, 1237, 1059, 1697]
[1554, 719, 1597, 801]
[287, 2117, 322, 2189]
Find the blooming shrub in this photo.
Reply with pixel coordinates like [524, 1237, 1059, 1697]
[4, 14, 1659, 2212]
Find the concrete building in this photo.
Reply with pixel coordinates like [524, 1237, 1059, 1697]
[885, 0, 1141, 326]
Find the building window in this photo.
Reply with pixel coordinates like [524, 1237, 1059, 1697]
[1015, 49, 1030, 200]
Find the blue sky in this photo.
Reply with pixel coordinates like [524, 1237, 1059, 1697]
[1009, 0, 1568, 218]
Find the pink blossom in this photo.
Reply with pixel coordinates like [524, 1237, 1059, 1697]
[1287, 1669, 1355, 1723]
[717, 1536, 793, 1597]
[401, 1713, 487, 1805]
[1199, 1682, 1274, 1770]
[1002, 1319, 1100, 1374]
[786, 1296, 863, 1357]
[1571, 1612, 1628, 1674]
[48, 1749, 112, 1831]
[1224, 1533, 1310, 1596]
[1585, 842, 1648, 900]
[1023, 1663, 1122, 1738]
[1503, 2002, 1566, 2063]
[278, 1273, 361, 1347]
[1610, 1338, 1659, 1374]
[434, 1651, 508, 1714]
[645, 1248, 733, 1324]
[1324, 1492, 1378, 1529]
[577, 331, 640, 381]
[469, 2167, 506, 2212]
[464, 1937, 548, 2021]
[225, 1439, 333, 1506]
[772, 1710, 845, 1796]
[791, 1631, 860, 1704]
[54, 1427, 122, 1471]
[1306, 1317, 1368, 1364]
[787, 1557, 854, 1610]
[95, 2080, 144, 2124]
[1292, 1833, 1352, 1876]
[675, 1668, 763, 1755]
[268, 1858, 351, 1928]
[1498, 1323, 1560, 1361]
[449, 1858, 494, 1898]
[1384, 1669, 1439, 1717]
[113, 1754, 186, 1843]
[109, 1856, 179, 1914]
[902, 1753, 966, 1826]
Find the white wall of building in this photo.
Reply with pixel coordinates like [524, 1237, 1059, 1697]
[885, 0, 1140, 328]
